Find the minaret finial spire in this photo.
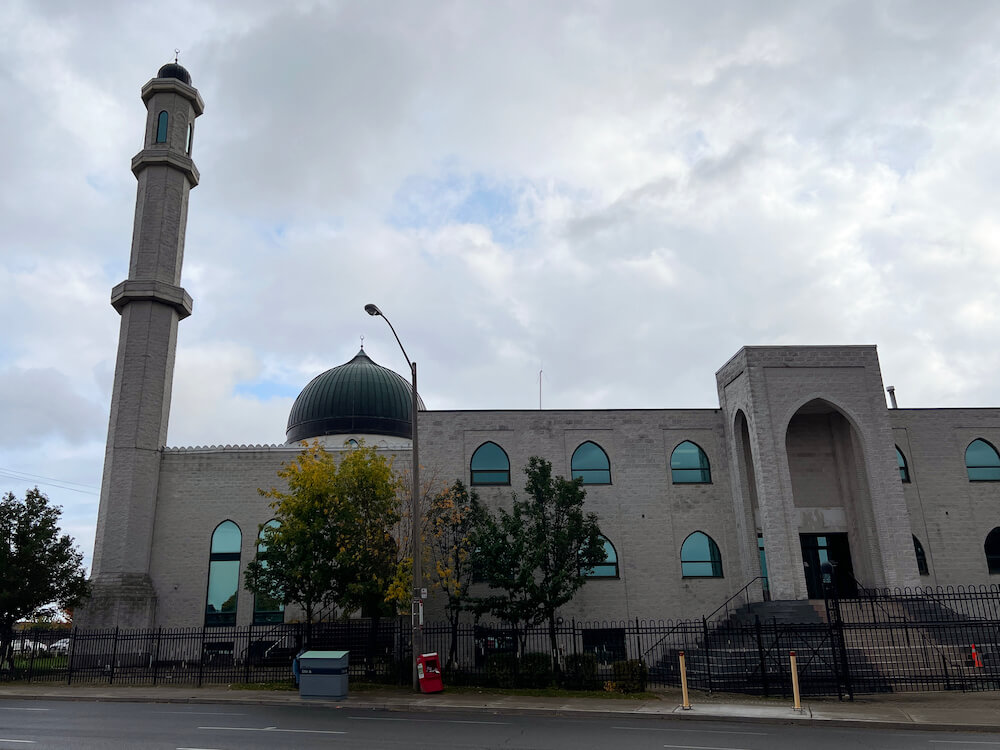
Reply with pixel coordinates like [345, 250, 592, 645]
[174, 48, 180, 63]
[360, 335, 365, 350]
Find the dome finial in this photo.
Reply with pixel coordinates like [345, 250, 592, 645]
[360, 335, 365, 350]
[174, 48, 180, 64]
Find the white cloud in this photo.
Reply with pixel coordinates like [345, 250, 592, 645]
[4, 0, 1000, 558]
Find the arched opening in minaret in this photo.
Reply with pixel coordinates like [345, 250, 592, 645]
[734, 409, 766, 596]
[156, 111, 169, 143]
[784, 398, 877, 598]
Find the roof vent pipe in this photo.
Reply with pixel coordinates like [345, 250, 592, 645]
[886, 386, 898, 409]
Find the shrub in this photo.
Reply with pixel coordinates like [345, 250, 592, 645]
[561, 652, 599, 690]
[519, 651, 554, 688]
[485, 653, 519, 688]
[611, 659, 648, 693]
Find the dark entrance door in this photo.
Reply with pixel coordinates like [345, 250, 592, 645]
[800, 533, 857, 598]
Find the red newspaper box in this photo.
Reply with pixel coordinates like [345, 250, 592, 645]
[416, 652, 444, 693]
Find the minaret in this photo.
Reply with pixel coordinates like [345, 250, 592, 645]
[79, 62, 204, 629]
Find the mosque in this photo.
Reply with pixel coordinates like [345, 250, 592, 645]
[78, 64, 1000, 631]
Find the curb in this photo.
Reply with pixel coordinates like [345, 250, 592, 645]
[0, 691, 998, 733]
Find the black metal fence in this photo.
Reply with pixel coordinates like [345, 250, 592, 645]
[3, 585, 999, 698]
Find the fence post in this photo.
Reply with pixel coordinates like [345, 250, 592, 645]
[679, 650, 691, 709]
[152, 627, 162, 686]
[244, 622, 252, 684]
[755, 616, 769, 697]
[702, 616, 712, 694]
[197, 625, 205, 688]
[66, 627, 75, 686]
[789, 650, 802, 711]
[108, 627, 119, 685]
[27, 631, 37, 682]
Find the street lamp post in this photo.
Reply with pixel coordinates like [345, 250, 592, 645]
[365, 303, 423, 691]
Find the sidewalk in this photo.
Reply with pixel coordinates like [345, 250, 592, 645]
[0, 682, 997, 733]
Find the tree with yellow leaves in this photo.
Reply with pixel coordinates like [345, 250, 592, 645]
[245, 441, 407, 656]
[426, 480, 478, 668]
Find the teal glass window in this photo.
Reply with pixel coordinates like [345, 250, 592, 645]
[206, 520, 241, 626]
[967, 439, 1000, 481]
[671, 441, 711, 483]
[681, 531, 723, 577]
[156, 111, 169, 143]
[896, 446, 911, 483]
[253, 520, 284, 625]
[471, 441, 510, 485]
[571, 441, 611, 484]
[912, 535, 929, 576]
[986, 528, 1000, 574]
[581, 535, 619, 578]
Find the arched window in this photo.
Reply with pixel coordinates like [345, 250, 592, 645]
[966, 439, 1000, 481]
[253, 520, 284, 625]
[680, 531, 723, 577]
[671, 441, 712, 484]
[470, 441, 510, 485]
[186, 122, 194, 154]
[205, 520, 241, 626]
[581, 535, 619, 578]
[896, 446, 911, 483]
[156, 111, 169, 143]
[571, 441, 611, 484]
[986, 528, 1000, 574]
[912, 535, 929, 576]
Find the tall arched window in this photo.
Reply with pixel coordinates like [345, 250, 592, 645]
[205, 520, 241, 626]
[253, 520, 284, 625]
[581, 535, 619, 578]
[186, 122, 194, 154]
[966, 439, 1000, 481]
[571, 441, 611, 484]
[986, 528, 1000, 574]
[470, 441, 510, 485]
[896, 446, 911, 483]
[671, 441, 712, 484]
[912, 535, 929, 576]
[680, 531, 723, 577]
[156, 111, 169, 143]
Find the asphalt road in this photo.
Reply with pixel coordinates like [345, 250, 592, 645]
[1, 700, 1000, 749]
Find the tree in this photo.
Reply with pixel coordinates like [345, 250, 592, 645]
[426, 480, 477, 668]
[245, 441, 407, 658]
[0, 488, 90, 671]
[469, 457, 605, 665]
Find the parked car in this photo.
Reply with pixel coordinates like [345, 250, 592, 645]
[11, 640, 48, 655]
[48, 638, 71, 656]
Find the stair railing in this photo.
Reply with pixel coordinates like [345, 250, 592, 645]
[704, 576, 769, 624]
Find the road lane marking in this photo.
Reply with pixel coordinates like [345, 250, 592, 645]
[348, 716, 510, 725]
[160, 711, 247, 716]
[613, 726, 769, 735]
[0, 708, 48, 711]
[929, 743, 1000, 746]
[0, 740, 35, 744]
[662, 745, 750, 750]
[199, 726, 346, 735]
[177, 747, 226, 749]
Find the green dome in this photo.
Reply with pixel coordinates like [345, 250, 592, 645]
[286, 349, 424, 443]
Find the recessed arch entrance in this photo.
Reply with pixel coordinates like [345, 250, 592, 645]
[783, 398, 877, 598]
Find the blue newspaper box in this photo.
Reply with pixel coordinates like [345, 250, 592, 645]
[298, 650, 349, 699]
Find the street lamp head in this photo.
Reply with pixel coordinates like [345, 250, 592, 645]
[364, 304, 382, 317]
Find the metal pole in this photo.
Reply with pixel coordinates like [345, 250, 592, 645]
[365, 304, 422, 692]
[411, 359, 423, 691]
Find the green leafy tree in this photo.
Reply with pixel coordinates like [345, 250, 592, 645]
[469, 457, 605, 665]
[245, 441, 407, 660]
[426, 480, 477, 668]
[0, 488, 90, 670]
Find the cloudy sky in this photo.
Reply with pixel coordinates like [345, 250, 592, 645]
[3, 0, 1000, 568]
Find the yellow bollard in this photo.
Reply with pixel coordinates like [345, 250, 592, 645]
[679, 650, 692, 710]
[789, 650, 802, 711]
